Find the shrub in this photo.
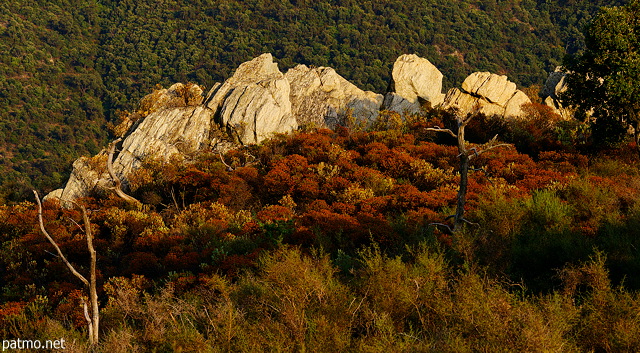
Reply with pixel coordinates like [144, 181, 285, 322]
[561, 253, 640, 353]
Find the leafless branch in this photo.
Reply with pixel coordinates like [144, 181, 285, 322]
[33, 190, 100, 345]
[426, 126, 457, 139]
[219, 152, 234, 171]
[33, 190, 89, 287]
[428, 222, 454, 234]
[460, 218, 480, 227]
[469, 143, 512, 161]
[82, 298, 93, 340]
[81, 202, 100, 345]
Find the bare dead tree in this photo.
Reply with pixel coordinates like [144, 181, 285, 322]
[427, 113, 510, 233]
[106, 138, 142, 208]
[33, 190, 99, 345]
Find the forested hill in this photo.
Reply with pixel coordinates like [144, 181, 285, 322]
[0, 0, 623, 202]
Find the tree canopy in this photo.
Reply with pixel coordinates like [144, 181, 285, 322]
[564, 0, 640, 148]
[0, 0, 623, 201]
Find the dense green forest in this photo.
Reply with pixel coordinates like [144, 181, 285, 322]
[0, 0, 624, 202]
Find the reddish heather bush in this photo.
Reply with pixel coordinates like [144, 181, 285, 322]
[406, 207, 442, 228]
[218, 250, 261, 277]
[300, 209, 361, 240]
[538, 151, 589, 171]
[263, 154, 320, 200]
[163, 249, 200, 272]
[390, 184, 431, 210]
[217, 175, 255, 210]
[356, 213, 396, 245]
[285, 130, 334, 163]
[357, 196, 392, 215]
[515, 169, 572, 192]
[508, 102, 564, 154]
[480, 148, 537, 184]
[408, 141, 458, 170]
[422, 185, 458, 209]
[331, 202, 357, 215]
[257, 205, 295, 224]
[121, 251, 162, 277]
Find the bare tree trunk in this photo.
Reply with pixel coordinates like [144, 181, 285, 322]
[454, 152, 470, 232]
[33, 191, 99, 345]
[635, 121, 640, 159]
[427, 113, 510, 233]
[81, 204, 99, 344]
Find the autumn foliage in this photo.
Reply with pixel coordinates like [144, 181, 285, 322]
[3, 110, 640, 351]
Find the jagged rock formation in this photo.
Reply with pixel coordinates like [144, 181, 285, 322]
[206, 53, 297, 144]
[441, 72, 531, 118]
[45, 153, 109, 203]
[48, 53, 547, 203]
[49, 55, 299, 202]
[49, 83, 217, 202]
[384, 54, 445, 115]
[286, 65, 383, 128]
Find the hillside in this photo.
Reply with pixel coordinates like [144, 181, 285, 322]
[0, 0, 623, 201]
[2, 109, 640, 350]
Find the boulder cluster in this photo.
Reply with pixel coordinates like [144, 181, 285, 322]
[47, 53, 564, 202]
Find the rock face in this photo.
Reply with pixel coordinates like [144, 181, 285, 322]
[48, 154, 108, 202]
[206, 53, 297, 144]
[49, 54, 301, 202]
[384, 54, 445, 114]
[286, 65, 383, 128]
[541, 68, 571, 119]
[51, 83, 217, 201]
[441, 72, 531, 118]
[461, 72, 517, 106]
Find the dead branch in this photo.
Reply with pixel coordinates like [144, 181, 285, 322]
[219, 152, 234, 171]
[33, 190, 88, 287]
[33, 191, 100, 345]
[469, 143, 512, 161]
[107, 138, 142, 207]
[81, 202, 99, 345]
[428, 222, 454, 234]
[460, 218, 480, 227]
[426, 126, 457, 139]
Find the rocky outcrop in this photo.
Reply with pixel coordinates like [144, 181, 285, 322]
[384, 54, 445, 114]
[461, 72, 517, 106]
[113, 104, 214, 178]
[441, 72, 531, 118]
[286, 65, 383, 128]
[541, 68, 571, 119]
[50, 83, 217, 201]
[206, 53, 297, 144]
[47, 154, 108, 203]
[47, 53, 548, 204]
[49, 54, 300, 202]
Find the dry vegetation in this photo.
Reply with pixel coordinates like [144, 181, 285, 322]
[2, 108, 640, 351]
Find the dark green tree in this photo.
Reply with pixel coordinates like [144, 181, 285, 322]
[563, 0, 640, 151]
